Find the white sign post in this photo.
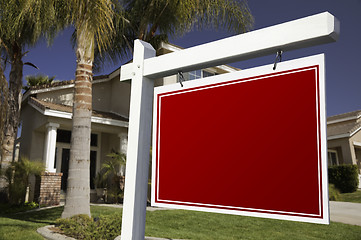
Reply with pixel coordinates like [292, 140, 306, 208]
[120, 12, 339, 240]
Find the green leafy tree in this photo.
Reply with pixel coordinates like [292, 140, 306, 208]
[94, 0, 254, 70]
[23, 74, 56, 91]
[0, 0, 60, 173]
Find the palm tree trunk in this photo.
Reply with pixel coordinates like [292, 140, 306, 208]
[1, 47, 23, 169]
[61, 31, 93, 218]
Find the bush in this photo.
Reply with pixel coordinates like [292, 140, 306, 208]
[56, 213, 122, 240]
[328, 184, 340, 201]
[328, 165, 359, 193]
[0, 157, 44, 205]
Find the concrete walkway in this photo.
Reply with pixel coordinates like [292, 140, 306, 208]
[330, 201, 361, 226]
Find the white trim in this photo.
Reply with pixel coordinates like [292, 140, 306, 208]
[215, 65, 239, 72]
[327, 115, 360, 124]
[29, 101, 128, 127]
[91, 116, 128, 128]
[45, 109, 72, 119]
[327, 133, 350, 140]
[353, 141, 361, 147]
[109, 69, 121, 80]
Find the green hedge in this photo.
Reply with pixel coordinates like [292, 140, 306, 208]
[56, 213, 122, 240]
[328, 165, 359, 193]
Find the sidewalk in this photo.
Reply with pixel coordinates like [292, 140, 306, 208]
[330, 201, 361, 226]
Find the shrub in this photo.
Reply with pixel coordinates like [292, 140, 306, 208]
[56, 213, 122, 240]
[328, 184, 340, 201]
[328, 165, 359, 193]
[1, 157, 45, 205]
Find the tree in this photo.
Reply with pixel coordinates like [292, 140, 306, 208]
[23, 74, 56, 91]
[60, 0, 116, 218]
[61, 0, 253, 218]
[98, 0, 254, 67]
[0, 0, 59, 172]
[0, 63, 8, 160]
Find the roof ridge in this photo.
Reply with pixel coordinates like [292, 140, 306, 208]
[29, 80, 75, 91]
[327, 109, 361, 120]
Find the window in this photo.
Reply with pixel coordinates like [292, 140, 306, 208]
[57, 129, 97, 147]
[328, 150, 338, 166]
[179, 70, 216, 82]
[57, 130, 71, 143]
[91, 134, 98, 147]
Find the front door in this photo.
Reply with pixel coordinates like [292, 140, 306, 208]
[60, 148, 97, 191]
[61, 148, 70, 191]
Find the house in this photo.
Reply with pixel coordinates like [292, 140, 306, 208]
[327, 109, 361, 188]
[19, 42, 238, 203]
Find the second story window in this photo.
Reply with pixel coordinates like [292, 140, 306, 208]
[179, 70, 216, 82]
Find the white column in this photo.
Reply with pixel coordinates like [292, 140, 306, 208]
[43, 123, 59, 173]
[120, 40, 156, 240]
[118, 132, 128, 176]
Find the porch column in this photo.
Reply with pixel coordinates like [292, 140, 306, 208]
[118, 132, 128, 176]
[43, 123, 59, 173]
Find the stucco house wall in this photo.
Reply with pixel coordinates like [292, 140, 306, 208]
[19, 42, 239, 202]
[327, 110, 361, 177]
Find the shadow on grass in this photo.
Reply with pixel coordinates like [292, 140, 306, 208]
[1, 206, 64, 225]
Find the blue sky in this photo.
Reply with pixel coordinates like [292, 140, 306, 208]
[13, 0, 361, 117]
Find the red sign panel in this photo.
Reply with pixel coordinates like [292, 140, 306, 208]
[152, 54, 329, 224]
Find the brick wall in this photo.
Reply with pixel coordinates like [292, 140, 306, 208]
[36, 172, 62, 206]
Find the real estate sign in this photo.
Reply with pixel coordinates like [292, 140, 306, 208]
[151, 54, 329, 224]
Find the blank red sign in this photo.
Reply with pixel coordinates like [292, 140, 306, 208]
[152, 54, 329, 224]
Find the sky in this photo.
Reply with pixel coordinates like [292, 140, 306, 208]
[11, 0, 361, 117]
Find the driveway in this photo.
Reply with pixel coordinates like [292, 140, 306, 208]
[330, 201, 361, 226]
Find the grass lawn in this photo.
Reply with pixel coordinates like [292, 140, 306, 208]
[337, 189, 361, 203]
[0, 206, 63, 240]
[1, 205, 361, 240]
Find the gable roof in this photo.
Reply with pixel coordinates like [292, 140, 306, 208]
[327, 110, 361, 139]
[327, 109, 361, 124]
[28, 97, 128, 127]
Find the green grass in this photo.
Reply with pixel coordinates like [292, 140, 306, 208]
[0, 206, 63, 240]
[337, 189, 361, 203]
[1, 205, 361, 240]
[145, 210, 361, 240]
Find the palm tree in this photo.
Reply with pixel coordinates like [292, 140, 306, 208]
[60, 0, 116, 219]
[23, 74, 56, 91]
[0, 0, 59, 173]
[0, 65, 8, 159]
[94, 0, 254, 75]
[61, 0, 253, 218]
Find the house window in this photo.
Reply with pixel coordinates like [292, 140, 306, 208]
[57, 129, 71, 143]
[328, 150, 338, 166]
[91, 134, 98, 147]
[179, 70, 216, 82]
[57, 129, 98, 147]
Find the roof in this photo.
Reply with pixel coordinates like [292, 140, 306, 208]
[327, 110, 361, 139]
[29, 97, 128, 122]
[327, 109, 361, 123]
